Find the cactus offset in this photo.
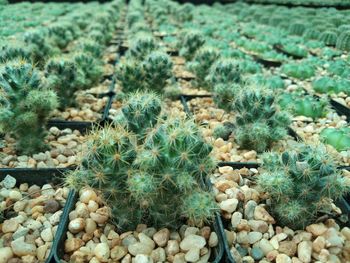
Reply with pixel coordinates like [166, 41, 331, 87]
[257, 144, 350, 229]
[0, 60, 58, 154]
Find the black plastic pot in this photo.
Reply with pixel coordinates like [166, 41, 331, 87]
[330, 99, 350, 122]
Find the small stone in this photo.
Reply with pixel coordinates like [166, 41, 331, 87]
[43, 199, 60, 213]
[33, 153, 47, 162]
[2, 219, 19, 233]
[64, 238, 84, 253]
[251, 247, 264, 261]
[49, 126, 60, 136]
[37, 244, 49, 261]
[12, 227, 29, 240]
[11, 237, 36, 256]
[2, 175, 16, 189]
[166, 240, 179, 256]
[41, 228, 53, 242]
[230, 247, 242, 263]
[134, 254, 153, 263]
[297, 241, 312, 263]
[85, 218, 97, 234]
[276, 254, 292, 263]
[219, 198, 238, 213]
[180, 234, 206, 251]
[94, 243, 110, 262]
[49, 210, 63, 225]
[209, 232, 218, 247]
[254, 206, 275, 224]
[248, 220, 268, 233]
[322, 228, 343, 247]
[0, 247, 13, 263]
[68, 218, 86, 234]
[80, 189, 97, 204]
[185, 227, 199, 237]
[258, 238, 274, 255]
[306, 223, 328, 236]
[151, 247, 166, 262]
[185, 248, 200, 262]
[243, 150, 256, 160]
[110, 246, 127, 260]
[312, 236, 326, 253]
[139, 233, 155, 249]
[153, 228, 170, 247]
[244, 200, 257, 220]
[278, 241, 297, 257]
[128, 242, 153, 256]
[231, 212, 243, 229]
[248, 232, 263, 244]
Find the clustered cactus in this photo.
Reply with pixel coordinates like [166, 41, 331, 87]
[0, 60, 58, 154]
[179, 30, 206, 61]
[257, 144, 350, 229]
[66, 92, 217, 230]
[281, 63, 315, 80]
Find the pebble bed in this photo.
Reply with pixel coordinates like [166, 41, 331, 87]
[212, 166, 350, 263]
[0, 175, 69, 262]
[62, 188, 219, 263]
[0, 127, 86, 168]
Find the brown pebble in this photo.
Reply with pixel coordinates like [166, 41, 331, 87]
[43, 199, 60, 213]
[28, 185, 41, 198]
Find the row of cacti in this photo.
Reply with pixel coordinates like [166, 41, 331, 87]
[0, 0, 124, 155]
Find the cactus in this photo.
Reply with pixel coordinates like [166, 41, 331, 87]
[179, 30, 206, 61]
[74, 52, 103, 89]
[66, 109, 217, 230]
[142, 51, 173, 93]
[207, 59, 241, 86]
[232, 86, 291, 152]
[257, 144, 350, 229]
[321, 127, 350, 152]
[176, 3, 194, 23]
[44, 57, 85, 109]
[280, 44, 308, 58]
[128, 36, 159, 61]
[213, 83, 241, 111]
[303, 28, 321, 40]
[74, 38, 103, 58]
[319, 31, 338, 46]
[289, 22, 307, 36]
[278, 92, 328, 119]
[247, 74, 285, 90]
[187, 47, 220, 90]
[312, 77, 348, 94]
[281, 63, 315, 80]
[48, 22, 76, 49]
[213, 122, 235, 141]
[0, 60, 58, 154]
[0, 40, 32, 63]
[116, 59, 145, 93]
[336, 30, 350, 51]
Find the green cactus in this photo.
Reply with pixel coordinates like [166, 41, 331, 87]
[74, 38, 103, 58]
[176, 3, 194, 23]
[312, 77, 350, 95]
[187, 47, 220, 90]
[289, 22, 307, 36]
[142, 51, 173, 93]
[213, 83, 241, 111]
[319, 31, 338, 46]
[281, 63, 315, 80]
[303, 28, 321, 40]
[257, 144, 350, 229]
[74, 52, 103, 89]
[116, 59, 145, 93]
[0, 40, 32, 63]
[336, 30, 350, 51]
[128, 36, 159, 61]
[247, 74, 285, 90]
[213, 122, 235, 141]
[321, 127, 350, 152]
[280, 44, 308, 58]
[48, 22, 77, 49]
[278, 92, 328, 119]
[66, 109, 217, 230]
[0, 60, 58, 155]
[179, 30, 206, 61]
[207, 59, 241, 86]
[44, 57, 85, 109]
[232, 86, 291, 152]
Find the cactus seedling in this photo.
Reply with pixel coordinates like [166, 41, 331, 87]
[207, 59, 241, 86]
[128, 36, 159, 61]
[0, 60, 58, 155]
[74, 52, 103, 89]
[142, 51, 173, 93]
[281, 63, 315, 80]
[257, 144, 350, 229]
[179, 30, 206, 61]
[67, 110, 217, 230]
[321, 127, 350, 152]
[213, 83, 241, 111]
[187, 47, 220, 90]
[232, 86, 291, 152]
[336, 30, 350, 51]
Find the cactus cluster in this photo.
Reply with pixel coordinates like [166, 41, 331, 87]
[179, 30, 206, 61]
[257, 144, 350, 229]
[313, 77, 350, 95]
[187, 46, 220, 90]
[66, 92, 217, 230]
[320, 127, 350, 152]
[0, 60, 58, 154]
[281, 63, 315, 80]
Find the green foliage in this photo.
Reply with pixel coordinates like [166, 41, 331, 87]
[258, 144, 350, 229]
[66, 95, 217, 230]
[281, 63, 315, 80]
[179, 30, 206, 61]
[336, 30, 350, 51]
[319, 31, 338, 46]
[232, 86, 291, 152]
[321, 127, 350, 152]
[278, 92, 328, 119]
[187, 47, 220, 90]
[44, 57, 84, 109]
[0, 60, 58, 155]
